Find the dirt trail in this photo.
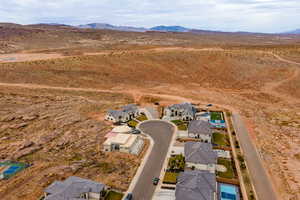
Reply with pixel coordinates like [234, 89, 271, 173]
[0, 48, 298, 105]
[261, 53, 300, 103]
[0, 47, 224, 63]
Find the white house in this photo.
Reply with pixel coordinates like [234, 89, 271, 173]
[103, 133, 144, 155]
[44, 176, 106, 200]
[105, 104, 139, 123]
[184, 142, 217, 173]
[188, 120, 212, 143]
[164, 102, 196, 121]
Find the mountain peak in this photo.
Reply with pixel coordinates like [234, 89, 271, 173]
[282, 29, 300, 34]
[150, 25, 190, 32]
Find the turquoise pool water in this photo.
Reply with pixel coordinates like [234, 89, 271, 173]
[0, 162, 29, 179]
[220, 184, 239, 200]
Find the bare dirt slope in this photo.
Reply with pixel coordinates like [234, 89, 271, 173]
[0, 27, 299, 200]
[0, 87, 142, 200]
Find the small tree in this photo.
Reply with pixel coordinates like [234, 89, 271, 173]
[168, 154, 185, 171]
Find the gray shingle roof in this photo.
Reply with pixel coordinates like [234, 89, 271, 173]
[188, 120, 212, 135]
[107, 104, 138, 119]
[184, 142, 217, 164]
[44, 176, 105, 200]
[107, 109, 128, 119]
[176, 170, 216, 200]
[121, 104, 138, 113]
[167, 102, 196, 116]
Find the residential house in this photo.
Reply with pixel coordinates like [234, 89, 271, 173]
[164, 102, 196, 121]
[188, 120, 212, 142]
[175, 170, 217, 200]
[103, 133, 144, 155]
[184, 142, 218, 172]
[44, 176, 106, 200]
[105, 104, 139, 123]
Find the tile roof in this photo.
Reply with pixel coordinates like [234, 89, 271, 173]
[188, 120, 212, 135]
[167, 102, 196, 116]
[44, 176, 105, 200]
[107, 104, 138, 119]
[184, 142, 217, 164]
[176, 170, 216, 200]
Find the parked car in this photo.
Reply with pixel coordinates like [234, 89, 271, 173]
[125, 193, 133, 200]
[152, 177, 160, 185]
[131, 129, 141, 134]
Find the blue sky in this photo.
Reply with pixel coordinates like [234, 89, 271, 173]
[0, 0, 299, 33]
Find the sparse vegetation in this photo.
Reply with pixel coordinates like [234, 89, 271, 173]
[217, 158, 236, 179]
[295, 153, 300, 161]
[171, 120, 188, 131]
[163, 172, 179, 184]
[105, 191, 123, 200]
[212, 132, 230, 147]
[168, 154, 185, 171]
[136, 114, 148, 121]
[127, 120, 138, 127]
[210, 111, 223, 120]
[0, 24, 299, 200]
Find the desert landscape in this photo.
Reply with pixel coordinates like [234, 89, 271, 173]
[0, 23, 300, 200]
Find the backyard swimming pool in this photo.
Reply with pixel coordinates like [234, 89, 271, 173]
[0, 162, 29, 179]
[219, 183, 239, 200]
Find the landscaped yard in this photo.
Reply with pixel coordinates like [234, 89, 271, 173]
[136, 114, 148, 121]
[171, 120, 188, 130]
[163, 172, 179, 184]
[212, 132, 230, 147]
[217, 158, 236, 179]
[168, 154, 185, 171]
[210, 111, 223, 120]
[105, 191, 123, 200]
[127, 120, 138, 128]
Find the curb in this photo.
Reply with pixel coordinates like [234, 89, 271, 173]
[224, 111, 250, 200]
[123, 119, 176, 200]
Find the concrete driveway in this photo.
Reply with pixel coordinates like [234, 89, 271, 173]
[131, 120, 175, 200]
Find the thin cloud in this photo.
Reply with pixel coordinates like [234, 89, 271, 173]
[0, 0, 299, 33]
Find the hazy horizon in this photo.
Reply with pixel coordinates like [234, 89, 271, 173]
[0, 0, 300, 33]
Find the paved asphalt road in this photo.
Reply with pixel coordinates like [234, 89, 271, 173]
[232, 114, 278, 200]
[132, 121, 175, 200]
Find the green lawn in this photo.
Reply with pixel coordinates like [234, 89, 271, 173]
[127, 120, 138, 128]
[136, 114, 148, 121]
[163, 172, 179, 184]
[210, 111, 223, 120]
[105, 191, 123, 200]
[212, 132, 230, 147]
[217, 158, 236, 179]
[171, 120, 188, 130]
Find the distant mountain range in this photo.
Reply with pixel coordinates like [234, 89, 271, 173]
[77, 23, 147, 32]
[149, 25, 190, 32]
[78, 23, 196, 33]
[3, 22, 299, 35]
[283, 29, 300, 34]
[77, 23, 300, 35]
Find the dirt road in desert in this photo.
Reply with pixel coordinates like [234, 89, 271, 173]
[0, 47, 224, 63]
[0, 50, 299, 200]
